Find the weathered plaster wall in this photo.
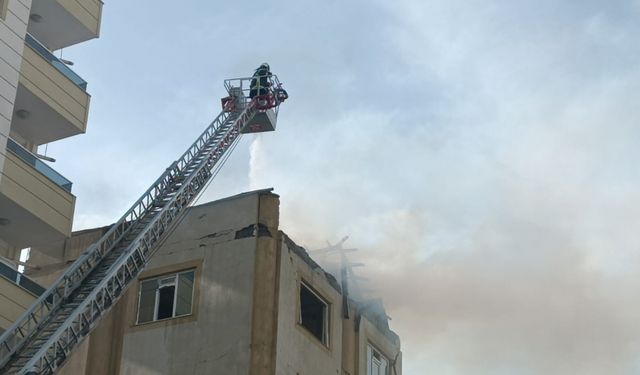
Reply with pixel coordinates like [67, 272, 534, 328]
[341, 308, 357, 375]
[28, 190, 276, 375]
[117, 191, 265, 375]
[274, 236, 344, 375]
[249, 193, 281, 375]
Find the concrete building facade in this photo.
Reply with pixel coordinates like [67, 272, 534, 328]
[0, 0, 103, 334]
[27, 189, 402, 375]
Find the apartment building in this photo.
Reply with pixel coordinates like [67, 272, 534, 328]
[0, 0, 102, 333]
[26, 189, 402, 375]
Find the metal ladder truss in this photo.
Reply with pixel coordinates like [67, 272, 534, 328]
[0, 75, 284, 375]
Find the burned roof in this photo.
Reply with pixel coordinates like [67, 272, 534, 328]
[281, 232, 342, 293]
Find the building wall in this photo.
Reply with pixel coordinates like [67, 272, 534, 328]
[116, 192, 284, 375]
[0, 150, 76, 238]
[0, 0, 34, 342]
[30, 190, 276, 375]
[357, 317, 402, 375]
[274, 237, 344, 375]
[341, 309, 357, 375]
[0, 274, 36, 331]
[249, 193, 281, 375]
[19, 43, 91, 134]
[339, 299, 403, 375]
[25, 190, 401, 375]
[0, 0, 31, 181]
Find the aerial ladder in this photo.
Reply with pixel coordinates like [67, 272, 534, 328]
[0, 71, 288, 375]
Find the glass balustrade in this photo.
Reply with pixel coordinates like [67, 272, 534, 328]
[6, 138, 73, 192]
[25, 33, 88, 91]
[0, 260, 45, 297]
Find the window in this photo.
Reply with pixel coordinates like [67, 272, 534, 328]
[367, 345, 390, 375]
[137, 269, 195, 324]
[299, 282, 329, 345]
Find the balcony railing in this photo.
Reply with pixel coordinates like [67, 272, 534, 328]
[0, 260, 46, 297]
[6, 138, 73, 192]
[24, 33, 88, 91]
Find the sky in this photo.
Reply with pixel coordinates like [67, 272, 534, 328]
[42, 1, 640, 373]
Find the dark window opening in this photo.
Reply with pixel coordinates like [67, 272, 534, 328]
[157, 285, 175, 320]
[299, 283, 328, 344]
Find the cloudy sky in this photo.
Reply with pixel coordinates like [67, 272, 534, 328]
[44, 1, 640, 373]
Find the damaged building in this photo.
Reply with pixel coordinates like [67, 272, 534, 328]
[23, 189, 402, 375]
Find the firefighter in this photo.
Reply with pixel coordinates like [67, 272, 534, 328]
[249, 63, 272, 98]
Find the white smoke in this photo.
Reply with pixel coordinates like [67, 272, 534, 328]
[248, 136, 264, 191]
[245, 1, 640, 372]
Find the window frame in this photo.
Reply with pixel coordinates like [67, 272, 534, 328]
[154, 274, 177, 320]
[298, 281, 330, 347]
[136, 268, 196, 325]
[366, 343, 390, 375]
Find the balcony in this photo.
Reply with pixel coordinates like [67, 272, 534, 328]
[5, 138, 72, 192]
[25, 34, 87, 90]
[0, 261, 43, 331]
[0, 261, 45, 297]
[27, 0, 103, 51]
[11, 34, 90, 145]
[0, 139, 75, 248]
